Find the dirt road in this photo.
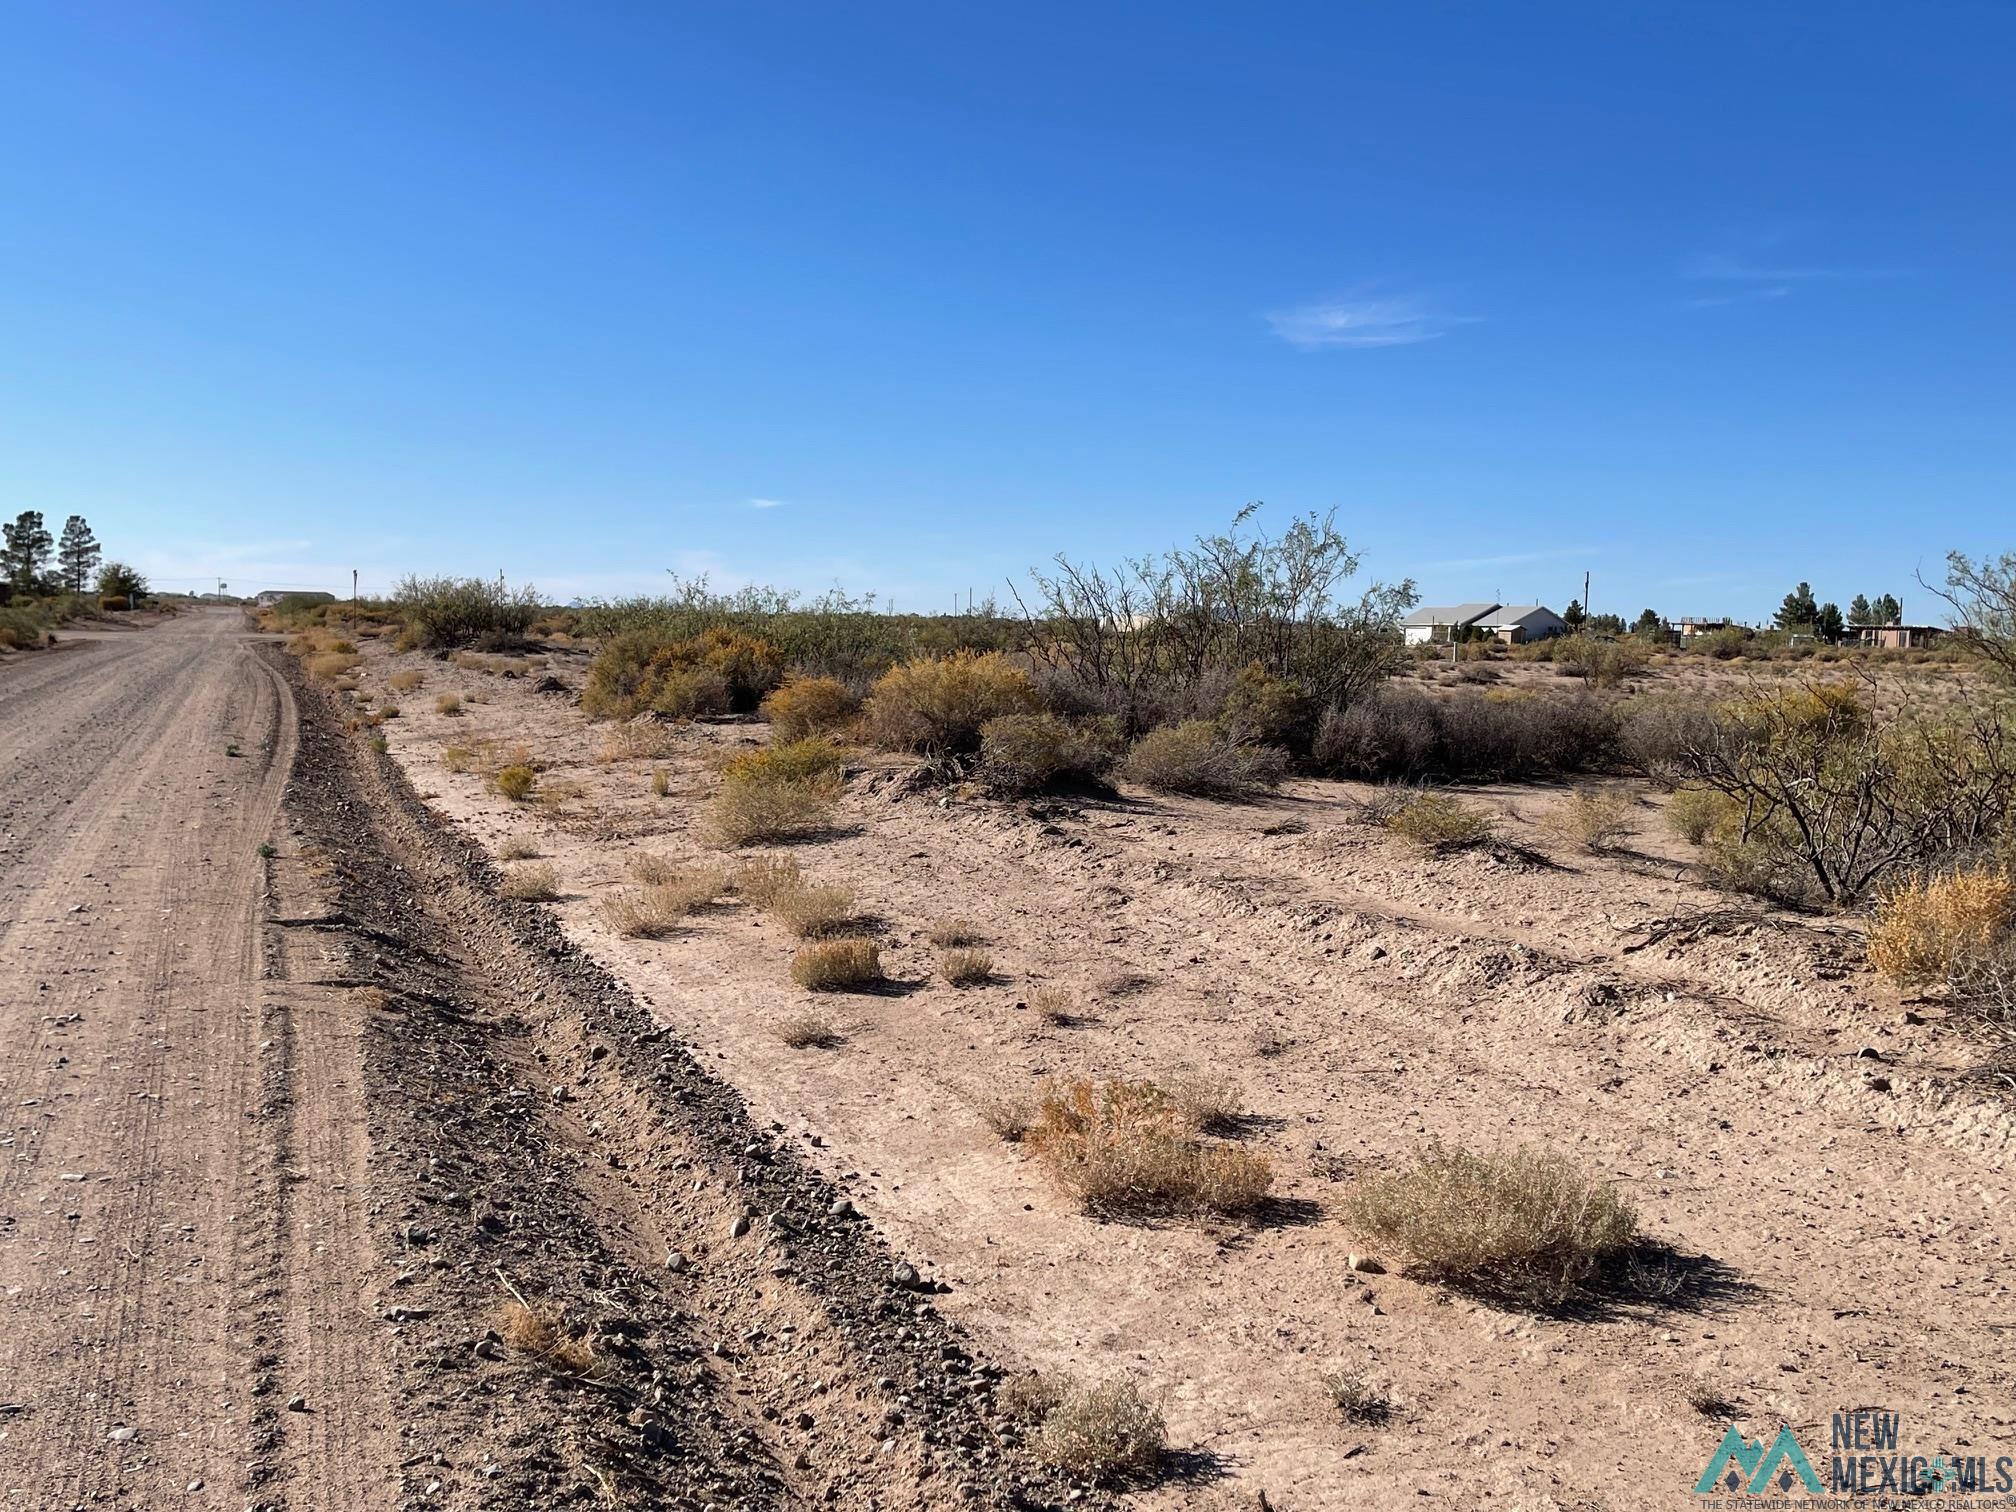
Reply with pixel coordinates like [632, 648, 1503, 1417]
[0, 610, 382, 1506]
[1, 616, 1072, 1510]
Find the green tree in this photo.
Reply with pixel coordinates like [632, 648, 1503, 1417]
[1847, 593, 1872, 625]
[1561, 598, 1587, 630]
[1815, 602, 1845, 643]
[1874, 593, 1903, 625]
[97, 560, 148, 605]
[1774, 581, 1819, 631]
[1632, 608, 1664, 637]
[2, 510, 54, 593]
[1587, 612, 1626, 636]
[56, 516, 101, 594]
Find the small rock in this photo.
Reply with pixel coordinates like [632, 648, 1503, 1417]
[108, 1426, 138, 1443]
[729, 1215, 751, 1239]
[830, 1198, 857, 1218]
[1855, 1046, 1884, 1061]
[1362, 942, 1388, 962]
[1867, 1075, 1892, 1093]
[890, 1262, 920, 1289]
[1902, 1009, 1927, 1026]
[285, 1395, 308, 1413]
[1347, 1253, 1385, 1274]
[665, 1250, 689, 1274]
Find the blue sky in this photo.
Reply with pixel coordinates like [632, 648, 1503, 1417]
[2, 3, 2010, 621]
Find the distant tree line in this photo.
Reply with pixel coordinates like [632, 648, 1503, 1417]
[0, 510, 146, 605]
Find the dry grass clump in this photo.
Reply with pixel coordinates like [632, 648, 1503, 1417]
[1545, 785, 1635, 854]
[1868, 868, 2014, 988]
[728, 854, 805, 905]
[1119, 721, 1287, 798]
[706, 775, 837, 847]
[939, 947, 994, 986]
[600, 869, 724, 938]
[1387, 793, 1496, 849]
[973, 1090, 1036, 1142]
[306, 652, 361, 680]
[770, 882, 858, 938]
[1030, 987, 1075, 1026]
[978, 712, 1122, 792]
[442, 743, 474, 772]
[775, 1013, 842, 1049]
[1322, 1369, 1392, 1425]
[762, 675, 859, 742]
[998, 1371, 1066, 1422]
[650, 767, 670, 797]
[496, 835, 540, 860]
[435, 693, 463, 716]
[1342, 1144, 1636, 1304]
[927, 918, 984, 948]
[1664, 786, 1725, 844]
[1166, 1071, 1242, 1134]
[790, 937, 883, 991]
[598, 722, 676, 763]
[387, 669, 425, 692]
[861, 651, 1039, 755]
[493, 1298, 598, 1377]
[1028, 1379, 1166, 1485]
[1027, 1077, 1273, 1219]
[720, 736, 845, 787]
[499, 862, 560, 901]
[493, 764, 538, 802]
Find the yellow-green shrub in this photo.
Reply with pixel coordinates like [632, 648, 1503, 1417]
[978, 712, 1121, 792]
[861, 651, 1038, 755]
[582, 627, 783, 719]
[1868, 869, 2013, 988]
[762, 675, 859, 741]
[494, 764, 537, 801]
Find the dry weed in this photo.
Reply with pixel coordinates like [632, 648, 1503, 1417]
[1167, 1070, 1242, 1134]
[790, 937, 882, 991]
[497, 835, 540, 860]
[494, 764, 537, 801]
[388, 669, 425, 692]
[939, 947, 994, 986]
[1030, 987, 1074, 1026]
[706, 776, 837, 847]
[1545, 785, 1635, 853]
[1027, 1077, 1273, 1219]
[499, 862, 560, 902]
[1868, 868, 2013, 987]
[435, 693, 463, 716]
[927, 918, 984, 948]
[600, 870, 723, 938]
[493, 1298, 599, 1377]
[771, 882, 858, 938]
[1342, 1144, 1636, 1304]
[728, 854, 804, 906]
[1322, 1368, 1392, 1425]
[1387, 793, 1495, 849]
[776, 1013, 842, 1049]
[598, 722, 676, 763]
[1030, 1379, 1165, 1485]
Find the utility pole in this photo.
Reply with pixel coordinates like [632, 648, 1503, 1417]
[352, 568, 359, 635]
[1584, 570, 1591, 623]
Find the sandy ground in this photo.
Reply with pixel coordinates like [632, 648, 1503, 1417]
[0, 610, 400, 1507]
[358, 637, 2016, 1511]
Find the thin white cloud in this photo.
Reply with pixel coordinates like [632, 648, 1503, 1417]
[747, 497, 784, 510]
[1266, 295, 1469, 350]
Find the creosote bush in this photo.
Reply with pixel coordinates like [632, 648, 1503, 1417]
[762, 675, 859, 741]
[939, 948, 994, 986]
[1029, 1380, 1166, 1485]
[394, 575, 542, 650]
[790, 937, 883, 991]
[770, 881, 858, 938]
[1343, 1144, 1636, 1304]
[498, 862, 560, 902]
[1027, 1077, 1273, 1219]
[1119, 721, 1287, 798]
[707, 776, 838, 848]
[1665, 787, 1726, 845]
[861, 651, 1038, 756]
[583, 627, 784, 719]
[1387, 793, 1495, 849]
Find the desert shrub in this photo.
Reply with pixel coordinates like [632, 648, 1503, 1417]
[1166, 1071, 1242, 1134]
[1030, 987, 1075, 1026]
[0, 605, 55, 649]
[977, 712, 1122, 793]
[582, 627, 783, 719]
[650, 767, 670, 797]
[1342, 1144, 1636, 1304]
[1550, 634, 1649, 687]
[435, 693, 463, 716]
[861, 651, 1039, 755]
[706, 774, 838, 847]
[1120, 721, 1288, 798]
[306, 652, 360, 680]
[721, 737, 845, 787]
[762, 675, 859, 741]
[493, 764, 538, 801]
[378, 702, 401, 719]
[1029, 1379, 1166, 1485]
[600, 871, 722, 937]
[441, 744, 473, 772]
[1387, 793, 1495, 849]
[393, 575, 542, 650]
[1867, 868, 2013, 988]
[769, 881, 858, 938]
[790, 937, 883, 991]
[728, 854, 804, 905]
[776, 1014, 841, 1049]
[387, 669, 425, 692]
[1617, 696, 1724, 780]
[1647, 681, 2016, 904]
[1545, 785, 1634, 853]
[939, 948, 994, 986]
[1665, 787, 1728, 845]
[1215, 663, 1318, 750]
[1322, 1369, 1392, 1425]
[499, 862, 560, 901]
[973, 1090, 1036, 1142]
[998, 1372, 1066, 1422]
[927, 918, 983, 948]
[497, 835, 540, 860]
[598, 722, 676, 762]
[1027, 1077, 1273, 1219]
[1315, 688, 1619, 783]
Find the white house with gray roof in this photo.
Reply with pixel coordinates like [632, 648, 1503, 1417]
[1401, 602, 1499, 645]
[1402, 601, 1568, 645]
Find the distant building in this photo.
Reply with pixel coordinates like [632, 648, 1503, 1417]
[1675, 616, 1736, 639]
[1855, 623, 1944, 649]
[1402, 602, 1499, 645]
[1473, 605, 1568, 644]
